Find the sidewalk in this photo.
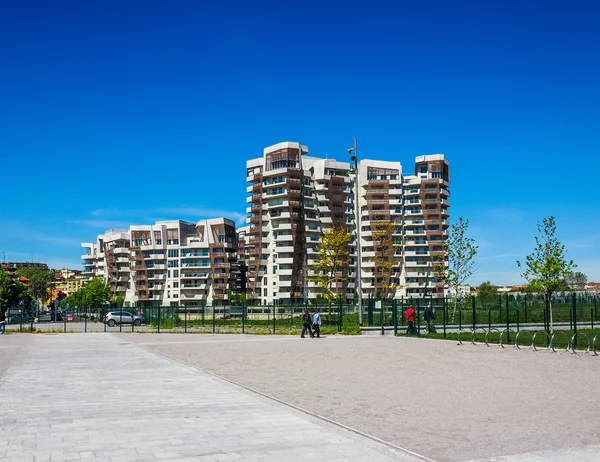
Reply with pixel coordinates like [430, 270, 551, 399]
[0, 334, 419, 462]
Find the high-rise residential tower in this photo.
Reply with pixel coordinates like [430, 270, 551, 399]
[246, 142, 450, 305]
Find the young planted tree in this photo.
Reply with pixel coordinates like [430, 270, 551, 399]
[436, 217, 478, 321]
[517, 216, 575, 332]
[371, 220, 401, 300]
[309, 227, 352, 313]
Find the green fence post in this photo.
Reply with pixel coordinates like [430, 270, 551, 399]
[157, 306, 161, 334]
[242, 303, 245, 334]
[63, 308, 67, 333]
[184, 305, 188, 334]
[393, 299, 398, 336]
[338, 299, 343, 333]
[103, 308, 107, 332]
[544, 294, 550, 335]
[572, 292, 577, 349]
[458, 304, 462, 332]
[380, 299, 384, 335]
[591, 305, 594, 331]
[524, 294, 528, 323]
[471, 295, 476, 330]
[119, 309, 123, 332]
[212, 305, 216, 333]
[498, 294, 502, 324]
[30, 305, 34, 332]
[505, 293, 510, 343]
[272, 306, 276, 335]
[595, 295, 598, 325]
[443, 297, 447, 339]
[417, 303, 422, 337]
[488, 307, 491, 332]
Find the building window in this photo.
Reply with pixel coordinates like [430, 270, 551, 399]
[419, 166, 427, 173]
[168, 260, 179, 268]
[173, 270, 179, 277]
[173, 282, 179, 288]
[168, 249, 179, 258]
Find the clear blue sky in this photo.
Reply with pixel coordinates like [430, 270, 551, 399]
[1, 0, 599, 285]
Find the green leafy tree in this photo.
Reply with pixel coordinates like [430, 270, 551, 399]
[371, 220, 401, 300]
[476, 281, 497, 308]
[16, 267, 55, 302]
[308, 227, 352, 310]
[0, 269, 32, 310]
[565, 271, 587, 291]
[112, 294, 125, 307]
[517, 216, 575, 331]
[65, 277, 111, 309]
[436, 217, 478, 321]
[226, 290, 247, 306]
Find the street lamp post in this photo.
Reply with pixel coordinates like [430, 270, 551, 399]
[348, 138, 363, 326]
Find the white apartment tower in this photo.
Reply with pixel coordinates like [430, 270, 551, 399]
[246, 142, 450, 304]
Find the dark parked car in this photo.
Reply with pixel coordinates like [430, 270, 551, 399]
[38, 310, 63, 322]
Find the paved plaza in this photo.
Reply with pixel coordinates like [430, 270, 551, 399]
[0, 334, 418, 462]
[1, 333, 599, 462]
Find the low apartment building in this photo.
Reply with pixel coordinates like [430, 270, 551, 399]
[124, 218, 238, 307]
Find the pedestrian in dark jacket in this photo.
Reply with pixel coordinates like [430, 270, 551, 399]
[405, 306, 416, 334]
[301, 308, 313, 338]
[424, 303, 436, 334]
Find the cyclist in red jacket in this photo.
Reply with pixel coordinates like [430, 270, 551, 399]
[405, 305, 416, 335]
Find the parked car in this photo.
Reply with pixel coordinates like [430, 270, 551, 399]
[36, 309, 63, 322]
[104, 311, 145, 327]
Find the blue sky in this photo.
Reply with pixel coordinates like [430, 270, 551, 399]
[1, 0, 599, 285]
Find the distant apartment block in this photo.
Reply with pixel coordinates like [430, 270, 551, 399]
[82, 229, 131, 298]
[82, 219, 241, 307]
[246, 142, 450, 304]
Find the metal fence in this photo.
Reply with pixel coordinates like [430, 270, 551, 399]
[2, 303, 361, 335]
[3, 293, 598, 347]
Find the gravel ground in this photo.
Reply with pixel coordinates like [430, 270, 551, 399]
[125, 333, 600, 462]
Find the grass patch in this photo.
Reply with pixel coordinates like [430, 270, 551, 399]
[398, 328, 600, 351]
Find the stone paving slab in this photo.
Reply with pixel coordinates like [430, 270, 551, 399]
[0, 334, 419, 462]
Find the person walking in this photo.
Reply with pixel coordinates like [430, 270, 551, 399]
[424, 303, 436, 334]
[301, 308, 313, 338]
[311, 309, 322, 338]
[0, 309, 6, 335]
[405, 305, 416, 334]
